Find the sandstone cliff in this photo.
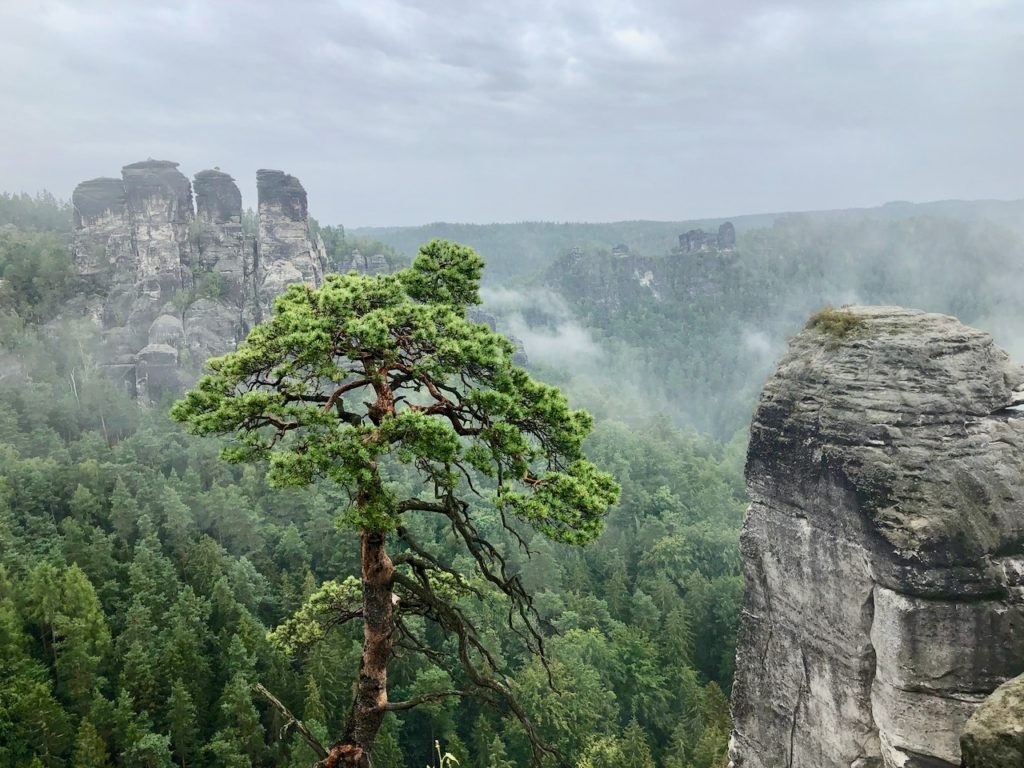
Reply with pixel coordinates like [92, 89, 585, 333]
[729, 306, 1024, 768]
[71, 160, 330, 400]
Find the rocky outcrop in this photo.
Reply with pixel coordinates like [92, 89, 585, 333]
[678, 221, 736, 252]
[255, 169, 325, 320]
[961, 673, 1024, 767]
[343, 249, 391, 275]
[72, 161, 325, 399]
[729, 306, 1024, 768]
[193, 169, 249, 305]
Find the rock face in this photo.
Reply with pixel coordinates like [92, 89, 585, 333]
[961, 673, 1024, 767]
[71, 161, 325, 399]
[678, 221, 735, 252]
[255, 169, 326, 320]
[729, 306, 1024, 768]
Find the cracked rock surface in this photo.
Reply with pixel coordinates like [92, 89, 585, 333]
[729, 306, 1024, 768]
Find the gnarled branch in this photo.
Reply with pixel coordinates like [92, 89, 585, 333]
[253, 682, 328, 760]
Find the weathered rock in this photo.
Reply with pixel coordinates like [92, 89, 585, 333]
[71, 160, 327, 401]
[367, 253, 389, 275]
[184, 298, 241, 360]
[72, 177, 131, 276]
[255, 169, 324, 318]
[961, 673, 1024, 767]
[192, 169, 250, 305]
[678, 222, 735, 252]
[729, 306, 1024, 768]
[135, 343, 180, 402]
[342, 249, 392, 276]
[120, 160, 193, 289]
[346, 249, 366, 272]
[148, 314, 185, 348]
[718, 221, 736, 249]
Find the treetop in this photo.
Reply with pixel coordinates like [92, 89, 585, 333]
[172, 239, 618, 542]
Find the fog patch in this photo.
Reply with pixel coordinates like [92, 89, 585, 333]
[481, 286, 603, 369]
[742, 329, 776, 364]
[505, 315, 603, 368]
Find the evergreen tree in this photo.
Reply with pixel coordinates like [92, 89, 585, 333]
[619, 719, 656, 768]
[303, 673, 328, 727]
[368, 714, 404, 768]
[173, 240, 619, 765]
[55, 565, 111, 713]
[72, 718, 111, 768]
[123, 731, 175, 768]
[208, 673, 265, 767]
[167, 679, 198, 768]
[109, 477, 139, 545]
[485, 735, 514, 768]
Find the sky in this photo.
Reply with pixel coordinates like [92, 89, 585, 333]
[1, 0, 1023, 226]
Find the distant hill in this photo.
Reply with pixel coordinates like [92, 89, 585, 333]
[350, 198, 1024, 285]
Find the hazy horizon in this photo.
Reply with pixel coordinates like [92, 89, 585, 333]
[3, 1, 1023, 227]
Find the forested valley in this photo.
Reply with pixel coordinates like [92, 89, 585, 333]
[3, 189, 1024, 768]
[0, 193, 743, 768]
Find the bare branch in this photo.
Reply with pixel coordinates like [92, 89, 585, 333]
[381, 690, 469, 711]
[253, 683, 328, 760]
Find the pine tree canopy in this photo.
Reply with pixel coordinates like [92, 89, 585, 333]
[171, 238, 618, 542]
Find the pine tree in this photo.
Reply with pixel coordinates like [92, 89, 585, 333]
[22, 561, 62, 659]
[172, 239, 620, 765]
[159, 587, 211, 709]
[55, 564, 111, 713]
[209, 673, 265, 766]
[661, 608, 695, 669]
[469, 712, 497, 768]
[123, 731, 174, 768]
[108, 477, 139, 545]
[369, 713, 405, 768]
[72, 718, 111, 768]
[486, 735, 514, 768]
[303, 673, 328, 727]
[115, 599, 160, 714]
[167, 679, 198, 768]
[158, 487, 195, 560]
[619, 719, 656, 768]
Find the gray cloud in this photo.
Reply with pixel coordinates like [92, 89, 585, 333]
[1, 0, 1022, 225]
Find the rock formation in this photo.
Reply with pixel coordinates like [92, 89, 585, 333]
[678, 221, 736, 252]
[729, 306, 1024, 768]
[960, 673, 1024, 767]
[72, 160, 326, 400]
[254, 169, 326, 320]
[344, 249, 391, 276]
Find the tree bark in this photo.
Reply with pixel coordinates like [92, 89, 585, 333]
[323, 528, 395, 768]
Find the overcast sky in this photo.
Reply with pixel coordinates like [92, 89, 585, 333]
[1, 0, 1022, 226]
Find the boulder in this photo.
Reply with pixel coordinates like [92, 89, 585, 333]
[961, 673, 1024, 767]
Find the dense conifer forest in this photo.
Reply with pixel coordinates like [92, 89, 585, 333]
[0, 194, 743, 768]
[4, 190, 1023, 767]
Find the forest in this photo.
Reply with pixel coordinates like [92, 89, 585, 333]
[4, 188, 1023, 767]
[0, 193, 742, 768]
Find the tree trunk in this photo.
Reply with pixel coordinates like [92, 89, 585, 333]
[324, 528, 395, 768]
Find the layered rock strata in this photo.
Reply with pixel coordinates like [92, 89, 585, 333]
[71, 160, 326, 400]
[729, 306, 1024, 768]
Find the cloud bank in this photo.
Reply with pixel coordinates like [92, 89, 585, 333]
[1, 1, 1022, 225]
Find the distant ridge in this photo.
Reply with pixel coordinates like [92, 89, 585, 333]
[351, 197, 1024, 284]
